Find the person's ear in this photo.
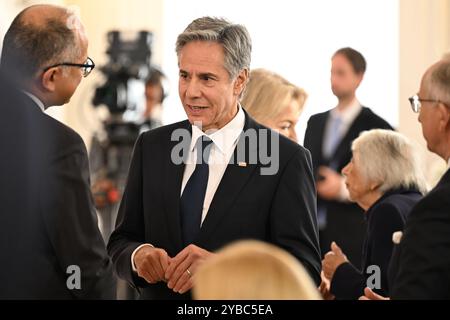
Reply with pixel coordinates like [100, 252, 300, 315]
[355, 72, 364, 87]
[41, 67, 60, 92]
[234, 68, 249, 96]
[437, 103, 450, 132]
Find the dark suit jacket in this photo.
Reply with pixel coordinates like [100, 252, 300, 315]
[330, 189, 422, 299]
[0, 75, 115, 299]
[391, 169, 450, 300]
[108, 111, 321, 299]
[304, 107, 393, 266]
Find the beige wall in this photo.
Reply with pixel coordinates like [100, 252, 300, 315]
[399, 0, 450, 186]
[62, 0, 165, 148]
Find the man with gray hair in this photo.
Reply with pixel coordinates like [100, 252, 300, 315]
[0, 5, 114, 299]
[362, 58, 450, 300]
[108, 17, 321, 299]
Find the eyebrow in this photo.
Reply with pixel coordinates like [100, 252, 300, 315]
[179, 69, 218, 79]
[279, 120, 294, 124]
[199, 72, 218, 78]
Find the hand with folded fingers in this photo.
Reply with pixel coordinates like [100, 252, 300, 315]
[359, 287, 390, 300]
[134, 246, 170, 284]
[322, 241, 348, 280]
[165, 244, 215, 294]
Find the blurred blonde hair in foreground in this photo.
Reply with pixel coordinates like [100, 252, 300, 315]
[193, 240, 321, 300]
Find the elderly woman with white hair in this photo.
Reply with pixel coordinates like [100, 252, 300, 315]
[320, 129, 427, 300]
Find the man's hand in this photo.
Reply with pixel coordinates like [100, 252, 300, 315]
[319, 271, 335, 300]
[134, 246, 170, 284]
[359, 287, 390, 300]
[322, 241, 348, 280]
[317, 166, 344, 201]
[165, 244, 214, 294]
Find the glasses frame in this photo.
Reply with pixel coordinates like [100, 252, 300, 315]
[43, 57, 95, 77]
[408, 94, 441, 113]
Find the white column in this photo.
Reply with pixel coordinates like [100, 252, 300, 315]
[399, 0, 450, 187]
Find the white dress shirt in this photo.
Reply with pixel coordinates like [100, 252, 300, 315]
[181, 105, 245, 225]
[131, 105, 245, 271]
[23, 91, 45, 112]
[322, 98, 362, 157]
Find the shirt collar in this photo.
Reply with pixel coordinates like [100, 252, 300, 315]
[23, 91, 45, 112]
[190, 104, 245, 155]
[331, 98, 362, 125]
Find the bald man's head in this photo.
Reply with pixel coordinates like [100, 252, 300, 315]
[422, 58, 450, 107]
[19, 5, 70, 26]
[0, 4, 85, 81]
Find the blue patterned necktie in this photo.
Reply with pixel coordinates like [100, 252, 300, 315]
[180, 136, 213, 245]
[323, 114, 343, 160]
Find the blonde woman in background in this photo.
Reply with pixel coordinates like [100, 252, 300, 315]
[241, 68, 307, 142]
[193, 240, 321, 300]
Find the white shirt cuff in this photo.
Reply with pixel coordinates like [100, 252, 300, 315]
[131, 243, 154, 272]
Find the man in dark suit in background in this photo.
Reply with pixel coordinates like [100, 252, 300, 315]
[0, 4, 114, 299]
[362, 58, 450, 300]
[108, 16, 321, 299]
[304, 48, 393, 267]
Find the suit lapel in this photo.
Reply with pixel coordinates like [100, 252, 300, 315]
[196, 113, 259, 244]
[163, 121, 191, 252]
[315, 112, 329, 164]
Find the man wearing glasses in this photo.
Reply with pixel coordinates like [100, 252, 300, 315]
[362, 58, 450, 300]
[0, 5, 114, 299]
